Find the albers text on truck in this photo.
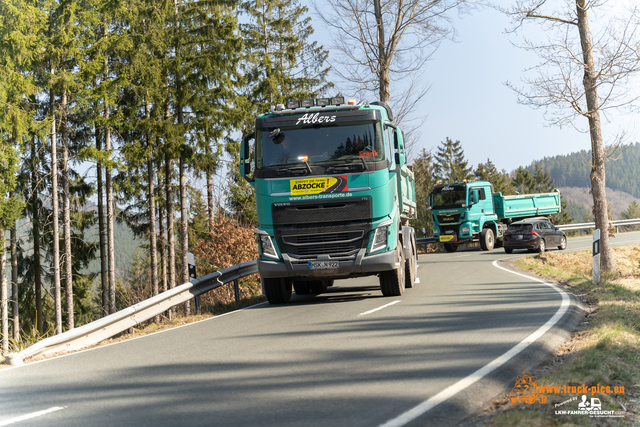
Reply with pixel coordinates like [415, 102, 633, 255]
[429, 180, 561, 252]
[239, 97, 418, 304]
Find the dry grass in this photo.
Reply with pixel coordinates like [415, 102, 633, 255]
[478, 244, 640, 426]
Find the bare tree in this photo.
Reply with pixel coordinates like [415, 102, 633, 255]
[502, 0, 640, 273]
[313, 0, 466, 157]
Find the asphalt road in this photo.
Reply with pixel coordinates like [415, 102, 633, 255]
[2, 231, 639, 427]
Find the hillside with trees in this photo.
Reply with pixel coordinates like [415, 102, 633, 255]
[529, 143, 640, 199]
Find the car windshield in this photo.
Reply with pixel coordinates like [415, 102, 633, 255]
[256, 122, 384, 169]
[508, 224, 533, 232]
[431, 185, 467, 209]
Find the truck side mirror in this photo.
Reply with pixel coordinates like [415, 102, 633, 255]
[240, 131, 255, 183]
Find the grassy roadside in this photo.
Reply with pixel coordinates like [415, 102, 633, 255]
[478, 244, 640, 426]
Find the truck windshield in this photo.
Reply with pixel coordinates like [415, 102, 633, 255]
[431, 185, 467, 209]
[256, 122, 384, 169]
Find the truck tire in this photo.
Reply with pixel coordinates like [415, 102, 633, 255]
[480, 228, 495, 251]
[310, 280, 328, 294]
[263, 277, 292, 304]
[405, 240, 416, 288]
[444, 243, 458, 252]
[380, 244, 405, 296]
[293, 280, 311, 295]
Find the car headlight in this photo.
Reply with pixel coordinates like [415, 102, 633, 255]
[259, 234, 279, 259]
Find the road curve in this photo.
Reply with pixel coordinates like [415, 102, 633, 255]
[1, 231, 639, 427]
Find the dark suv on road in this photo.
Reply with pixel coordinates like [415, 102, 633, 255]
[503, 219, 567, 254]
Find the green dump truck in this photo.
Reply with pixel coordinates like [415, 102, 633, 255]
[240, 97, 418, 304]
[429, 180, 561, 252]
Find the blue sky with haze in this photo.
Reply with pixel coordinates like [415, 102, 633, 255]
[304, 1, 639, 174]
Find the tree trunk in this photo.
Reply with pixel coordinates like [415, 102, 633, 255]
[180, 156, 189, 315]
[1, 229, 7, 354]
[146, 99, 159, 323]
[96, 124, 108, 316]
[50, 76, 62, 335]
[158, 155, 167, 298]
[104, 26, 116, 313]
[61, 88, 74, 329]
[576, 0, 614, 273]
[165, 150, 175, 320]
[11, 215, 18, 342]
[374, 0, 390, 103]
[206, 168, 213, 231]
[31, 137, 43, 334]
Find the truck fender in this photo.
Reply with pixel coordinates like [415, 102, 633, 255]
[401, 226, 415, 260]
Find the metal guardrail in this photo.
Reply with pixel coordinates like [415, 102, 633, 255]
[416, 218, 640, 246]
[416, 237, 437, 245]
[557, 218, 640, 231]
[5, 260, 258, 366]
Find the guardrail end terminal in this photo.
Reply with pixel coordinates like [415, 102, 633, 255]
[5, 353, 24, 366]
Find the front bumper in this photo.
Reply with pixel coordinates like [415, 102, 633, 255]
[257, 247, 399, 279]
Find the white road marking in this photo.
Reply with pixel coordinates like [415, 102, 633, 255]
[453, 254, 472, 258]
[379, 259, 571, 427]
[414, 278, 421, 284]
[359, 300, 401, 316]
[0, 407, 65, 426]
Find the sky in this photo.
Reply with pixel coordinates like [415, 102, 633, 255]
[302, 1, 639, 174]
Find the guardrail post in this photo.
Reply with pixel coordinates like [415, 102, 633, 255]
[593, 229, 600, 284]
[234, 279, 240, 302]
[188, 252, 200, 314]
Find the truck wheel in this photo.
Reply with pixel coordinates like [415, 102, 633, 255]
[405, 241, 416, 288]
[293, 281, 311, 295]
[444, 243, 458, 252]
[480, 228, 495, 251]
[380, 244, 405, 296]
[263, 277, 292, 304]
[310, 280, 328, 295]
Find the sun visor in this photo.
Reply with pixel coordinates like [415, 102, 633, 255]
[256, 109, 380, 129]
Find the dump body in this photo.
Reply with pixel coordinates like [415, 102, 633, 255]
[240, 99, 417, 303]
[429, 180, 561, 251]
[494, 192, 561, 219]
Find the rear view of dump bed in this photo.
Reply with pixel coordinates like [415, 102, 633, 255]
[493, 191, 561, 221]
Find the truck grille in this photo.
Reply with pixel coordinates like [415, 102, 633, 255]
[439, 225, 460, 236]
[272, 197, 371, 260]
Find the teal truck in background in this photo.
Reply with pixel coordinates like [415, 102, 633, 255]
[240, 97, 418, 304]
[429, 180, 561, 252]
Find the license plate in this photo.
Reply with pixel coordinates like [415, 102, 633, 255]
[514, 235, 523, 240]
[439, 235, 455, 242]
[309, 261, 339, 270]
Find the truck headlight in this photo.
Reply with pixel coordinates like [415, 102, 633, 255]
[461, 226, 470, 234]
[260, 235, 279, 259]
[371, 218, 393, 253]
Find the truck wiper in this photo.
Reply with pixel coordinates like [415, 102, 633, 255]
[328, 159, 367, 173]
[277, 161, 312, 176]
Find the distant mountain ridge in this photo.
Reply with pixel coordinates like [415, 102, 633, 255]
[529, 142, 640, 199]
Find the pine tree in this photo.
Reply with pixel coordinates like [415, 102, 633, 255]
[433, 137, 472, 183]
[620, 200, 640, 232]
[474, 159, 514, 195]
[410, 148, 436, 238]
